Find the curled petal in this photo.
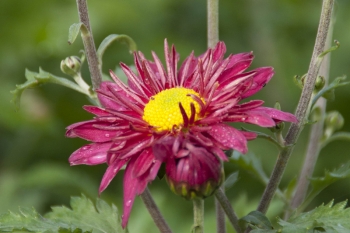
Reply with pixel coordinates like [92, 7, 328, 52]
[257, 107, 298, 123]
[241, 67, 274, 98]
[69, 142, 112, 165]
[209, 124, 248, 154]
[243, 110, 276, 127]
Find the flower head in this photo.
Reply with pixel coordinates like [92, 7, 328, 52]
[66, 39, 297, 228]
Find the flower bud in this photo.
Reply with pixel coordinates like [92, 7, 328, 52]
[314, 76, 326, 92]
[323, 111, 344, 139]
[165, 146, 224, 200]
[60, 56, 82, 76]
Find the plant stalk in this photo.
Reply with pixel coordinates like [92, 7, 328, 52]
[215, 189, 242, 233]
[140, 188, 173, 233]
[207, 0, 219, 48]
[253, 0, 334, 219]
[215, 188, 226, 233]
[76, 0, 102, 90]
[288, 11, 334, 217]
[193, 199, 205, 233]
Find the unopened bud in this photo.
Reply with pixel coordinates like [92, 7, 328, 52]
[314, 76, 326, 92]
[60, 56, 81, 76]
[323, 111, 344, 139]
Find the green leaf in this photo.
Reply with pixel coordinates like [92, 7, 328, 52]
[0, 195, 125, 233]
[241, 211, 273, 230]
[280, 200, 350, 233]
[45, 195, 125, 233]
[97, 34, 137, 72]
[11, 68, 89, 110]
[0, 206, 85, 233]
[224, 171, 239, 190]
[311, 75, 350, 108]
[321, 132, 350, 149]
[300, 161, 350, 211]
[68, 23, 89, 45]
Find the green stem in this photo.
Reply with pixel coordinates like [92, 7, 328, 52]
[140, 188, 173, 233]
[248, 0, 335, 226]
[207, 0, 219, 48]
[193, 199, 205, 233]
[215, 188, 226, 233]
[215, 189, 242, 233]
[76, 0, 102, 90]
[288, 12, 334, 217]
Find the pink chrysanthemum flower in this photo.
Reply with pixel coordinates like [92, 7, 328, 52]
[66, 39, 297, 228]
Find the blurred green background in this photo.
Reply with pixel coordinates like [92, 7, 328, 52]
[1, 0, 350, 232]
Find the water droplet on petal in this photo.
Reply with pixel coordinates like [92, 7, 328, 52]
[82, 146, 90, 151]
[105, 133, 110, 138]
[125, 200, 132, 207]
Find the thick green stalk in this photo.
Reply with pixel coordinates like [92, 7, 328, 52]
[207, 0, 219, 48]
[288, 13, 334, 217]
[255, 0, 334, 217]
[76, 0, 102, 90]
[140, 188, 173, 233]
[193, 199, 205, 233]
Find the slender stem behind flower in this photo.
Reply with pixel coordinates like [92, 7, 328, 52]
[140, 188, 173, 233]
[288, 13, 335, 217]
[215, 189, 242, 233]
[76, 0, 102, 90]
[252, 0, 334, 223]
[207, 0, 219, 48]
[193, 199, 205, 233]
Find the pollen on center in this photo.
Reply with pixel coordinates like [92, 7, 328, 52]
[142, 87, 204, 132]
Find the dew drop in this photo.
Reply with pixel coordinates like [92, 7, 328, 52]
[241, 117, 246, 121]
[125, 200, 132, 207]
[105, 133, 110, 138]
[82, 146, 90, 151]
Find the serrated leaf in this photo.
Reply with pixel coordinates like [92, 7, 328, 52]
[241, 211, 273, 230]
[11, 68, 89, 110]
[0, 195, 125, 233]
[224, 171, 239, 190]
[281, 200, 350, 233]
[300, 161, 350, 211]
[45, 195, 125, 233]
[68, 23, 89, 45]
[0, 206, 86, 233]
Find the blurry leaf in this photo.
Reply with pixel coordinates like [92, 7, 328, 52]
[316, 40, 340, 66]
[229, 151, 268, 184]
[46, 195, 125, 233]
[311, 75, 350, 108]
[280, 200, 350, 233]
[300, 161, 350, 212]
[0, 206, 89, 233]
[224, 171, 239, 190]
[283, 177, 297, 201]
[321, 132, 350, 149]
[97, 34, 136, 76]
[68, 23, 89, 45]
[241, 211, 273, 230]
[11, 68, 88, 110]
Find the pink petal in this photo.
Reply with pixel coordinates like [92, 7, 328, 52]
[244, 110, 276, 127]
[83, 106, 111, 117]
[242, 67, 274, 98]
[121, 157, 147, 228]
[240, 131, 257, 140]
[69, 142, 112, 165]
[97, 82, 127, 110]
[133, 148, 156, 177]
[212, 41, 226, 61]
[66, 120, 120, 142]
[99, 158, 127, 194]
[209, 124, 248, 154]
[257, 107, 298, 123]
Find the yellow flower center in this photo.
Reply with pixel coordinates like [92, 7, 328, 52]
[143, 87, 204, 132]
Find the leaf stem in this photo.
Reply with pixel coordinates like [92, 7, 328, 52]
[140, 188, 173, 233]
[76, 0, 102, 90]
[193, 199, 205, 233]
[288, 11, 335, 217]
[253, 0, 334, 220]
[207, 0, 219, 48]
[215, 189, 242, 233]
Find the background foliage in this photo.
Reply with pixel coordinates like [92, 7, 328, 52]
[1, 0, 350, 232]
